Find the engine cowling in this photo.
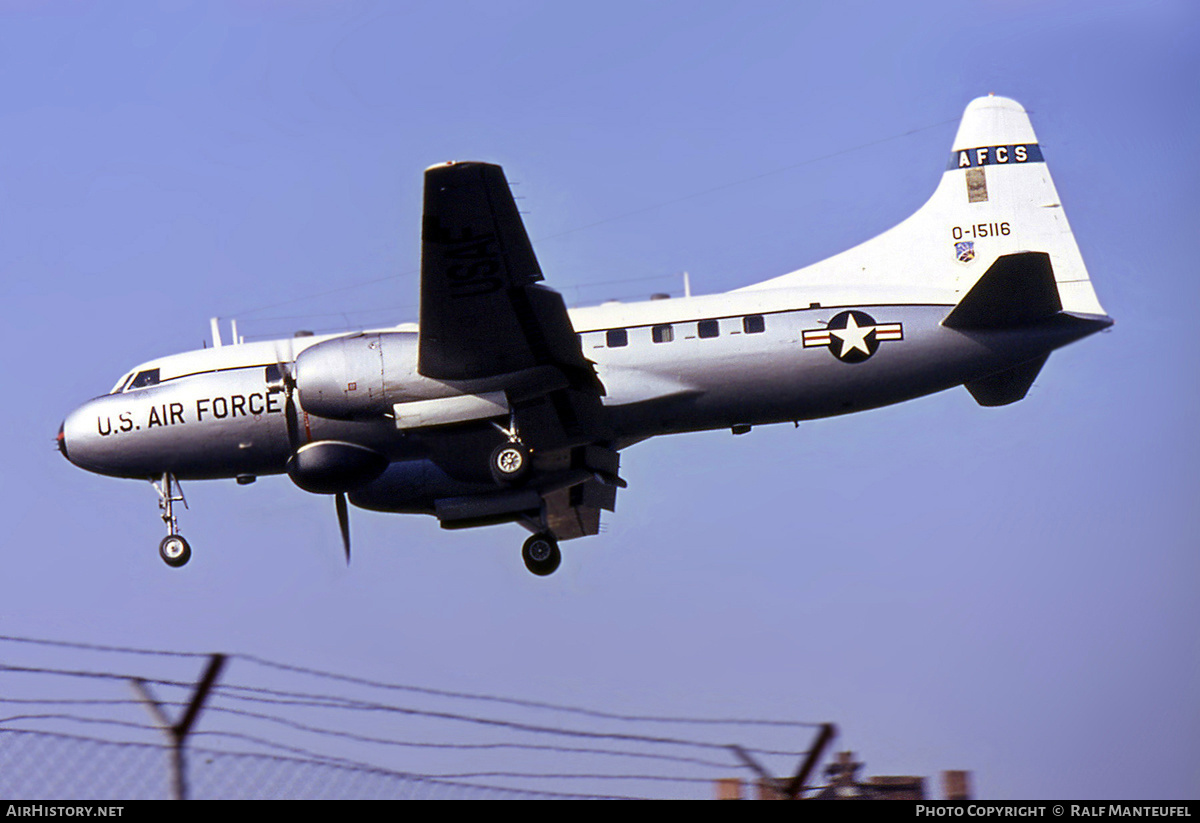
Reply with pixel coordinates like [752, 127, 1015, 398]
[286, 440, 388, 494]
[349, 459, 496, 514]
[293, 332, 417, 420]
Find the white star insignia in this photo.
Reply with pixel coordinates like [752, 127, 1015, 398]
[830, 314, 874, 358]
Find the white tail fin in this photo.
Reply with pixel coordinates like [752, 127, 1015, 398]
[745, 95, 1107, 317]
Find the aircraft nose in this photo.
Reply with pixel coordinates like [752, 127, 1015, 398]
[56, 420, 69, 461]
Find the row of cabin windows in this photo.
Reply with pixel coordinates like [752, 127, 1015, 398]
[603, 315, 765, 348]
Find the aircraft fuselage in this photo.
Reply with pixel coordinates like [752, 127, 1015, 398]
[60, 290, 1104, 483]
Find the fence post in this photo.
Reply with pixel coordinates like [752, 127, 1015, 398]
[131, 653, 227, 800]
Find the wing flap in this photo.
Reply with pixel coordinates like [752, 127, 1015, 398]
[540, 478, 618, 541]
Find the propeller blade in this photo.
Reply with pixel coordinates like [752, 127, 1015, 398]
[283, 388, 301, 453]
[271, 344, 302, 453]
[336, 492, 351, 565]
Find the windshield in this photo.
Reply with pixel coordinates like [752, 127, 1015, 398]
[109, 371, 134, 394]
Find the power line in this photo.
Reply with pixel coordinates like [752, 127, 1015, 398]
[0, 634, 820, 732]
[219, 115, 958, 322]
[0, 634, 210, 660]
[235, 651, 824, 730]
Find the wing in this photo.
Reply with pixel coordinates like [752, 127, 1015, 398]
[419, 162, 591, 382]
[416, 162, 618, 539]
[418, 162, 604, 447]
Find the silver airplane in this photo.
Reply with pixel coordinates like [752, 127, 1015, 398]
[58, 95, 1111, 576]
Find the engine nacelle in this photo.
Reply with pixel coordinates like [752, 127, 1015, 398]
[349, 459, 495, 514]
[286, 440, 388, 494]
[294, 332, 417, 420]
[295, 331, 570, 427]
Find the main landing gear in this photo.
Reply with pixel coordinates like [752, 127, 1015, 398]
[490, 442, 530, 484]
[490, 417, 531, 485]
[522, 533, 561, 576]
[153, 473, 191, 568]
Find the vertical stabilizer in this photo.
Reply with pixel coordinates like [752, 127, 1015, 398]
[744, 96, 1107, 318]
[945, 96, 1104, 315]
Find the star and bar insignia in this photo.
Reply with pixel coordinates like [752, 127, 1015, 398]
[802, 310, 903, 363]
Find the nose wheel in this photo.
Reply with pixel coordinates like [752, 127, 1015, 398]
[153, 473, 192, 568]
[159, 534, 192, 567]
[522, 533, 561, 576]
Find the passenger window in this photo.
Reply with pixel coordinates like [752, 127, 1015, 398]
[606, 329, 628, 348]
[698, 319, 719, 339]
[652, 324, 674, 343]
[743, 315, 765, 334]
[127, 369, 160, 390]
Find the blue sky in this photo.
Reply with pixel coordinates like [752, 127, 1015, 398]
[1, 0, 1197, 800]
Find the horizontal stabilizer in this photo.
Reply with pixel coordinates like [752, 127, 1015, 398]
[964, 354, 1049, 406]
[943, 252, 1062, 330]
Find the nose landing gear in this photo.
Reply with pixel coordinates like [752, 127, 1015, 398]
[159, 534, 192, 567]
[153, 473, 191, 568]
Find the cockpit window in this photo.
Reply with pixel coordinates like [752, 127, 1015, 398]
[127, 369, 161, 390]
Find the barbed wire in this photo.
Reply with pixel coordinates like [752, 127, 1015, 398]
[0, 634, 829, 799]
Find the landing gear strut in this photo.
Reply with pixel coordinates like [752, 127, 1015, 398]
[153, 473, 191, 568]
[522, 533, 561, 576]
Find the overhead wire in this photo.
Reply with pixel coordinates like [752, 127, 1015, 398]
[234, 651, 824, 729]
[220, 114, 959, 325]
[0, 634, 820, 732]
[209, 678, 808, 757]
